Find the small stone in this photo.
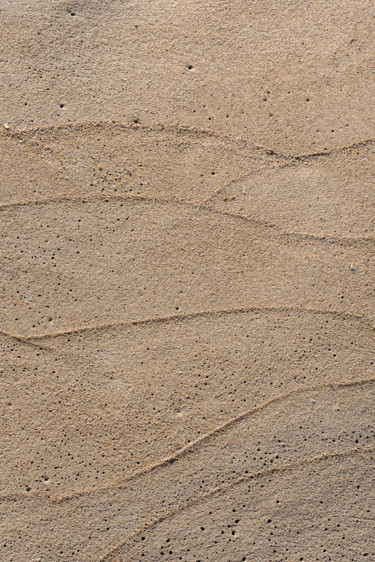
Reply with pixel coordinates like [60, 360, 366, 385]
[4, 123, 9, 129]
[311, 399, 316, 404]
[349, 265, 356, 271]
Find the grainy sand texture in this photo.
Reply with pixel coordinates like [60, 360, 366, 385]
[1, 1, 375, 561]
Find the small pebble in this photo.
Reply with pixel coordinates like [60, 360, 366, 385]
[3, 123, 9, 129]
[349, 265, 356, 271]
[311, 399, 316, 404]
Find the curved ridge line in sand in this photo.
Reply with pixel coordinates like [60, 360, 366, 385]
[1, 377, 372, 504]
[2, 120, 374, 160]
[2, 120, 260, 149]
[3, 305, 374, 343]
[0, 330, 50, 349]
[203, 163, 289, 203]
[1, 193, 374, 246]
[98, 446, 374, 561]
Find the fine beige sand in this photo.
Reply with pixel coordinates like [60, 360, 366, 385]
[1, 1, 375, 561]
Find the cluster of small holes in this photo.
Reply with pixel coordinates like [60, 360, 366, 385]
[130, 463, 374, 561]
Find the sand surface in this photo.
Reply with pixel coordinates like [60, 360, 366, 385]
[1, 1, 375, 560]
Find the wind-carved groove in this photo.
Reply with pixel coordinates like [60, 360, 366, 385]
[0, 328, 133, 393]
[2, 120, 254, 148]
[1, 193, 375, 246]
[2, 120, 374, 159]
[1, 305, 373, 343]
[98, 446, 374, 562]
[0, 330, 52, 351]
[203, 163, 287, 203]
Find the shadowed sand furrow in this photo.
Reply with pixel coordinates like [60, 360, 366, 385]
[1, 304, 373, 342]
[0, 134, 86, 208]
[4, 119, 373, 158]
[1, 122, 276, 207]
[2, 192, 375, 245]
[2, 121, 261, 150]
